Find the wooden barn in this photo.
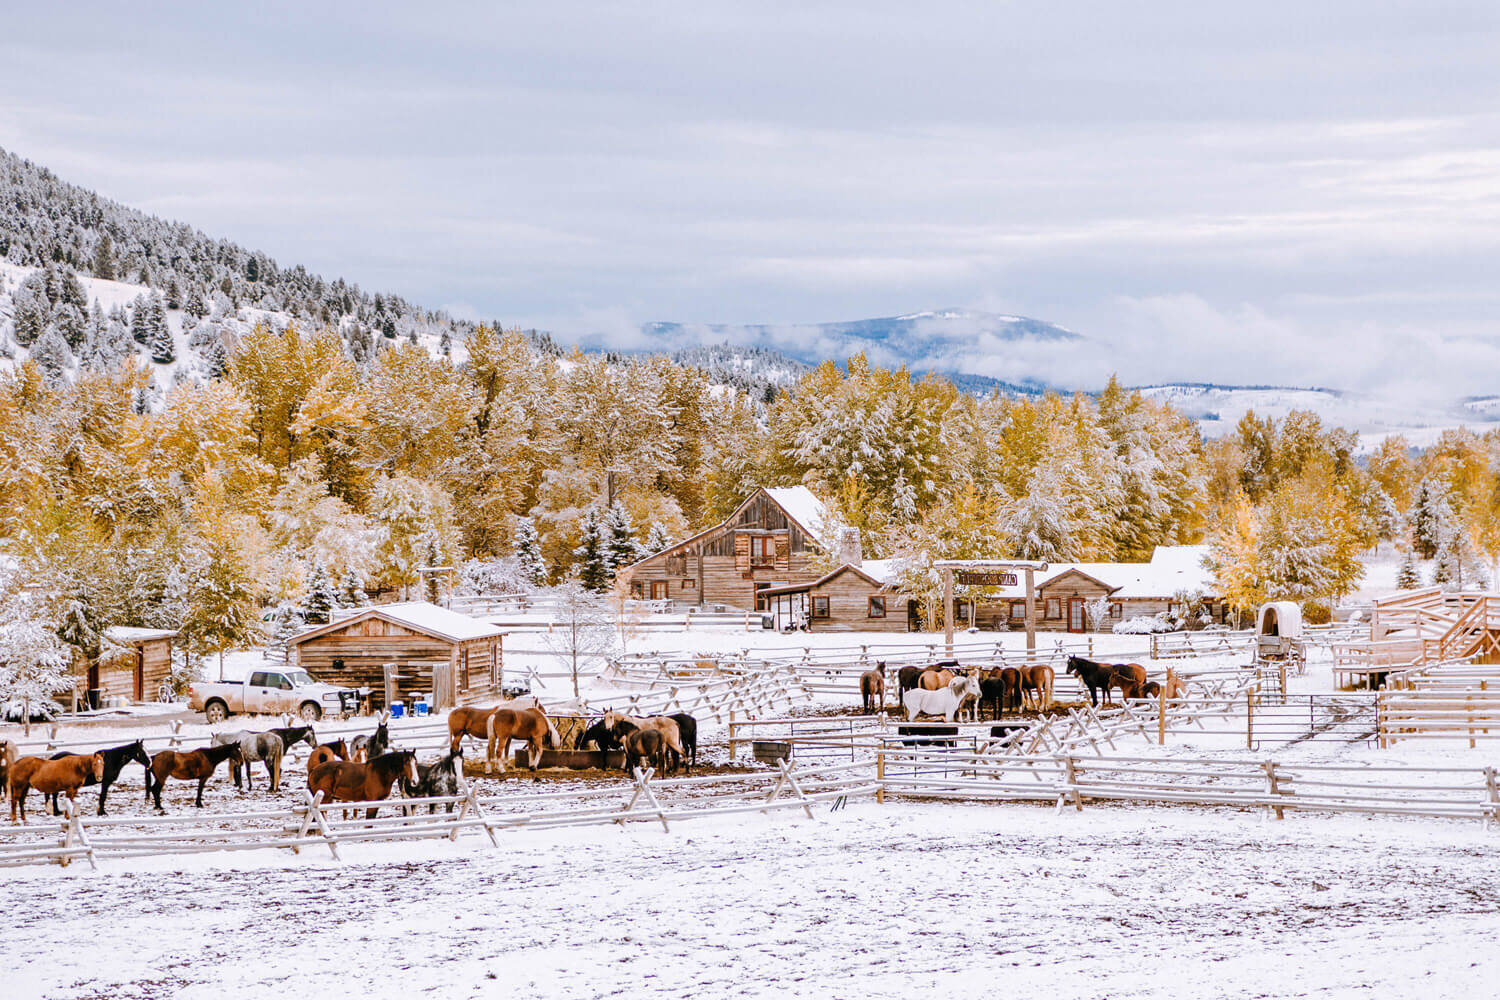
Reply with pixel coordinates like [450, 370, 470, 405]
[621, 486, 847, 611]
[93, 626, 177, 705]
[288, 602, 504, 710]
[760, 560, 916, 633]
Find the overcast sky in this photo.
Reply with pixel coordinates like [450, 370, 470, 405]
[3, 2, 1498, 396]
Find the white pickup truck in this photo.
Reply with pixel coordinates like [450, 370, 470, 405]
[188, 668, 359, 723]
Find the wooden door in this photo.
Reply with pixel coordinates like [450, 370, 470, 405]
[134, 649, 145, 701]
[650, 581, 668, 601]
[1068, 598, 1086, 633]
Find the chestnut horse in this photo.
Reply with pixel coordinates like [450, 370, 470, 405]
[146, 743, 243, 811]
[1021, 664, 1055, 712]
[859, 662, 886, 714]
[307, 739, 349, 773]
[918, 668, 957, 691]
[448, 697, 546, 772]
[9, 753, 105, 823]
[0, 739, 16, 804]
[308, 749, 419, 819]
[485, 706, 560, 774]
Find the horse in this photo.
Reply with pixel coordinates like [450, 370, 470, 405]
[602, 710, 686, 774]
[47, 740, 151, 815]
[0, 740, 15, 804]
[448, 697, 548, 767]
[1140, 681, 1162, 699]
[1021, 664, 1055, 712]
[859, 662, 886, 714]
[401, 747, 463, 814]
[978, 668, 1009, 719]
[307, 740, 348, 773]
[668, 713, 698, 769]
[903, 675, 982, 723]
[896, 665, 926, 706]
[8, 754, 105, 824]
[608, 719, 667, 775]
[1066, 656, 1147, 707]
[484, 706, 560, 774]
[146, 743, 244, 811]
[574, 718, 623, 753]
[212, 726, 312, 792]
[308, 750, 419, 820]
[918, 668, 957, 691]
[350, 712, 391, 763]
[1163, 668, 1188, 702]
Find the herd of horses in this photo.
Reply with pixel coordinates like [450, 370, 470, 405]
[855, 655, 1182, 723]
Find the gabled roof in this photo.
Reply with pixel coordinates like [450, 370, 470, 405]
[758, 561, 902, 598]
[619, 485, 834, 573]
[1037, 567, 1120, 594]
[970, 545, 1216, 600]
[289, 602, 505, 646]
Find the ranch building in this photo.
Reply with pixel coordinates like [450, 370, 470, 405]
[972, 545, 1222, 633]
[759, 559, 917, 633]
[288, 601, 504, 712]
[621, 486, 855, 611]
[91, 626, 177, 705]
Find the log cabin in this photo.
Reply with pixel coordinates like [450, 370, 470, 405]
[760, 560, 917, 633]
[288, 602, 504, 710]
[93, 626, 177, 705]
[620, 486, 842, 610]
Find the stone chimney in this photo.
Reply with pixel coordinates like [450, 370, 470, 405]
[836, 526, 863, 567]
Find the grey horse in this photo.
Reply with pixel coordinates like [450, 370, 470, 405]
[211, 725, 316, 792]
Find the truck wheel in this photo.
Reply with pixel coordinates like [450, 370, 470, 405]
[299, 701, 323, 722]
[204, 700, 228, 724]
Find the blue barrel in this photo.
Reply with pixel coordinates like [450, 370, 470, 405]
[389, 700, 405, 719]
[414, 701, 429, 717]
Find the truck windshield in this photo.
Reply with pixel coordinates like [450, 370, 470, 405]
[284, 670, 315, 686]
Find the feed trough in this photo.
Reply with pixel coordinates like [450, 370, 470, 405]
[752, 740, 792, 765]
[511, 748, 626, 770]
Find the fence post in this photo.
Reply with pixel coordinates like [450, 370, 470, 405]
[1485, 767, 1498, 830]
[728, 712, 738, 762]
[1246, 684, 1255, 750]
[876, 747, 886, 804]
[1157, 687, 1167, 746]
[1263, 761, 1284, 820]
[1058, 755, 1083, 812]
[1468, 693, 1477, 749]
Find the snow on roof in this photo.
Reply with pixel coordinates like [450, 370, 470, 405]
[105, 626, 178, 643]
[978, 546, 1215, 599]
[763, 486, 832, 538]
[293, 602, 505, 644]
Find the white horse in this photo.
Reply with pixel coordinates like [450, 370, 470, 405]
[903, 675, 982, 723]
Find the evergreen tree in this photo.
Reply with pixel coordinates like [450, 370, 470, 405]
[513, 517, 548, 587]
[303, 563, 340, 623]
[1395, 549, 1421, 589]
[11, 281, 48, 347]
[202, 336, 230, 378]
[339, 570, 370, 607]
[574, 508, 610, 592]
[642, 522, 672, 557]
[267, 605, 307, 663]
[130, 295, 152, 345]
[1411, 479, 1449, 559]
[148, 315, 175, 364]
[94, 233, 116, 280]
[29, 326, 72, 384]
[52, 302, 86, 349]
[603, 501, 643, 574]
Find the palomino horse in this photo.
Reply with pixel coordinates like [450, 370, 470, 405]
[903, 675, 983, 723]
[1066, 656, 1147, 707]
[918, 667, 958, 691]
[146, 743, 244, 811]
[1021, 664, 1055, 712]
[9, 753, 105, 823]
[485, 706, 560, 774]
[350, 712, 391, 763]
[309, 750, 419, 820]
[602, 711, 686, 774]
[48, 740, 152, 815]
[860, 662, 886, 714]
[307, 740, 349, 773]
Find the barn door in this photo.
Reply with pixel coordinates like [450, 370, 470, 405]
[1068, 598, 1086, 633]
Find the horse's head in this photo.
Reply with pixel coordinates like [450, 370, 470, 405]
[90, 753, 106, 781]
[401, 751, 419, 786]
[1065, 656, 1082, 676]
[130, 741, 152, 769]
[297, 727, 317, 750]
[602, 709, 622, 729]
[875, 661, 886, 675]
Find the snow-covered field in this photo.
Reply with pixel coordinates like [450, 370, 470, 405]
[9, 801, 1500, 999]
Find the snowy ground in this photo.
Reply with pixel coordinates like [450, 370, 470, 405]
[8, 801, 1500, 999]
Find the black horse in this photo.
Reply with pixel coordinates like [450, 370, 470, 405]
[1066, 655, 1144, 708]
[668, 713, 698, 769]
[351, 717, 390, 762]
[401, 747, 463, 814]
[978, 674, 1009, 720]
[574, 718, 623, 752]
[896, 665, 926, 707]
[48, 740, 152, 815]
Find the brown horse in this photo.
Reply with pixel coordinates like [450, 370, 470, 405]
[896, 665, 926, 706]
[307, 740, 349, 774]
[1109, 663, 1149, 702]
[448, 697, 547, 771]
[0, 739, 15, 804]
[146, 743, 243, 811]
[918, 668, 956, 691]
[483, 706, 560, 774]
[602, 710, 687, 774]
[1021, 664, 1055, 711]
[308, 750, 419, 819]
[9, 753, 105, 824]
[859, 662, 886, 714]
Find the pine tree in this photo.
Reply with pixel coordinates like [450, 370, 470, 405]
[642, 522, 672, 557]
[1395, 550, 1421, 589]
[29, 326, 73, 384]
[603, 501, 642, 574]
[267, 605, 307, 663]
[146, 294, 174, 363]
[1411, 479, 1448, 559]
[11, 281, 48, 347]
[340, 570, 370, 607]
[130, 295, 153, 345]
[513, 518, 548, 587]
[94, 233, 116, 280]
[303, 563, 340, 623]
[574, 508, 610, 592]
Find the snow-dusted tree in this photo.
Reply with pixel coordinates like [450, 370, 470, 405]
[52, 302, 86, 350]
[1395, 549, 1421, 589]
[303, 563, 340, 623]
[1257, 493, 1336, 602]
[574, 508, 611, 592]
[603, 501, 643, 574]
[513, 517, 548, 588]
[540, 582, 616, 698]
[1431, 506, 1486, 591]
[890, 470, 919, 528]
[1084, 596, 1112, 632]
[266, 605, 307, 663]
[1005, 476, 1075, 562]
[29, 325, 73, 384]
[370, 473, 458, 599]
[641, 522, 672, 558]
[11, 281, 48, 347]
[0, 591, 70, 729]
[1204, 494, 1266, 625]
[1410, 479, 1450, 560]
[148, 310, 176, 364]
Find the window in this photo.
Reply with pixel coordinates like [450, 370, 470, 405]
[812, 596, 830, 619]
[754, 583, 772, 610]
[1009, 601, 1027, 621]
[650, 581, 668, 600]
[630, 581, 644, 599]
[1045, 598, 1061, 619]
[682, 579, 696, 590]
[749, 535, 775, 566]
[868, 596, 885, 618]
[1110, 603, 1123, 619]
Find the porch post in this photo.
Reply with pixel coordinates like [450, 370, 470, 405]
[943, 567, 955, 650]
[1025, 568, 1037, 660]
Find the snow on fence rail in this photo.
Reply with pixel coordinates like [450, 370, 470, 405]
[875, 748, 1500, 825]
[0, 759, 876, 870]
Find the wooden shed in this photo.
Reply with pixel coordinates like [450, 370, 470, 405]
[760, 561, 915, 633]
[288, 602, 504, 710]
[97, 626, 177, 704]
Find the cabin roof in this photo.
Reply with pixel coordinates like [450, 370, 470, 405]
[758, 560, 900, 598]
[619, 485, 834, 573]
[105, 626, 179, 644]
[289, 602, 505, 646]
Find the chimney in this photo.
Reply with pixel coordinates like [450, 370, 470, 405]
[837, 527, 863, 567]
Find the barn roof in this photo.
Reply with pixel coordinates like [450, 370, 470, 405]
[619, 485, 836, 574]
[105, 626, 178, 643]
[758, 560, 902, 597]
[289, 602, 505, 645]
[975, 545, 1215, 600]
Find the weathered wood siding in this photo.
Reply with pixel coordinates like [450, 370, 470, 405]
[293, 618, 501, 709]
[97, 637, 173, 702]
[806, 571, 910, 633]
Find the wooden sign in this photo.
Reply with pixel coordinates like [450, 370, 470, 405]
[954, 570, 1018, 587]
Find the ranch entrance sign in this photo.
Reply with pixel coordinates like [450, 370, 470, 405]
[932, 559, 1050, 654]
